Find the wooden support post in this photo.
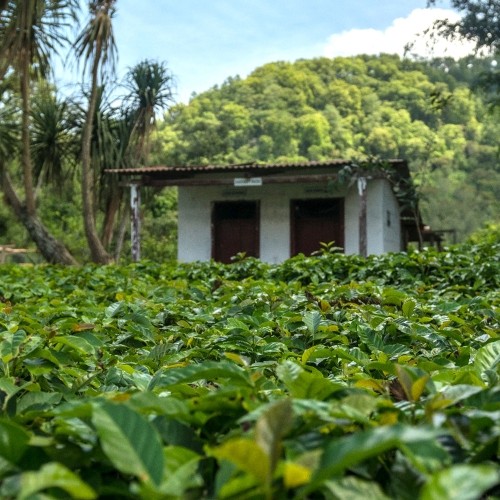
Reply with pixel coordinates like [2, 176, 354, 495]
[358, 177, 367, 257]
[130, 184, 141, 262]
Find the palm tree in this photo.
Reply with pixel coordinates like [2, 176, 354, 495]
[124, 59, 175, 166]
[77, 84, 134, 251]
[74, 0, 116, 264]
[105, 60, 175, 262]
[98, 107, 136, 250]
[0, 0, 78, 265]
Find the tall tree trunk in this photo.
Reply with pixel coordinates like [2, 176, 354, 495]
[4, 49, 78, 266]
[414, 205, 424, 250]
[114, 203, 129, 263]
[81, 41, 113, 264]
[20, 50, 36, 216]
[0, 164, 78, 265]
[101, 186, 122, 249]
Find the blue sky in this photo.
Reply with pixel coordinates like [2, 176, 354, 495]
[64, 0, 467, 103]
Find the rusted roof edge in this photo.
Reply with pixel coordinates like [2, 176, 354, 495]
[104, 158, 408, 175]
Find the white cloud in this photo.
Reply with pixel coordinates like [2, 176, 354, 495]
[324, 8, 477, 60]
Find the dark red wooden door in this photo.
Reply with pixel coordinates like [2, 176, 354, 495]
[291, 198, 344, 256]
[212, 201, 259, 263]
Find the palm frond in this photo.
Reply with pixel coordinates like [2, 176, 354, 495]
[30, 86, 79, 186]
[0, 0, 79, 79]
[0, 100, 19, 159]
[73, 0, 117, 79]
[123, 59, 176, 164]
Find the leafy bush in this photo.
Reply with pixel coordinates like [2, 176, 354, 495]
[1, 245, 500, 498]
[468, 221, 500, 245]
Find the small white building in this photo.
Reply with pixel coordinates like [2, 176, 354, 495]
[108, 160, 422, 263]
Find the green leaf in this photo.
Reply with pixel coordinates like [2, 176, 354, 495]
[128, 323, 155, 342]
[210, 438, 270, 483]
[105, 301, 124, 318]
[51, 336, 95, 354]
[19, 462, 96, 500]
[71, 372, 99, 393]
[333, 347, 369, 366]
[277, 361, 342, 399]
[301, 345, 319, 364]
[129, 392, 188, 417]
[0, 419, 30, 464]
[311, 425, 442, 486]
[160, 446, 201, 494]
[150, 361, 253, 390]
[11, 330, 27, 358]
[395, 364, 414, 401]
[92, 402, 164, 486]
[325, 476, 391, 500]
[402, 299, 417, 318]
[0, 331, 27, 363]
[255, 399, 293, 480]
[420, 465, 499, 500]
[226, 318, 250, 331]
[303, 311, 321, 336]
[0, 378, 17, 396]
[16, 392, 61, 415]
[474, 341, 500, 373]
[411, 374, 430, 401]
[218, 472, 260, 499]
[402, 438, 452, 473]
[139, 447, 201, 498]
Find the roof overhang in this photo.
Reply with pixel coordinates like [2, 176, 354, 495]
[104, 159, 410, 187]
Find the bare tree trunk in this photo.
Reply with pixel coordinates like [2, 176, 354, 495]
[414, 206, 424, 250]
[114, 203, 129, 263]
[1, 166, 78, 265]
[81, 41, 113, 264]
[20, 50, 36, 216]
[1, 45, 78, 266]
[101, 186, 122, 249]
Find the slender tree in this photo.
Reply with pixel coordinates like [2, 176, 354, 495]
[0, 0, 78, 265]
[80, 86, 134, 250]
[105, 60, 175, 262]
[99, 107, 136, 249]
[74, 0, 116, 264]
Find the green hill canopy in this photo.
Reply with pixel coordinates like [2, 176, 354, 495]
[151, 54, 500, 241]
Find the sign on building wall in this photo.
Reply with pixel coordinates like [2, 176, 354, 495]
[234, 178, 263, 187]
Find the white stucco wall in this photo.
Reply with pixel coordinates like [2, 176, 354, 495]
[366, 180, 384, 255]
[382, 179, 402, 252]
[177, 176, 400, 263]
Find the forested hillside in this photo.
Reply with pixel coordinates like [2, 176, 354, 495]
[152, 54, 500, 241]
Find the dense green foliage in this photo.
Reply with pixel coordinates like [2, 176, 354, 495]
[1, 245, 500, 498]
[152, 54, 500, 241]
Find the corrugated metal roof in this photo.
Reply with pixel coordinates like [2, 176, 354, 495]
[104, 159, 406, 175]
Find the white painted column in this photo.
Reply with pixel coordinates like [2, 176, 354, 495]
[130, 184, 141, 262]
